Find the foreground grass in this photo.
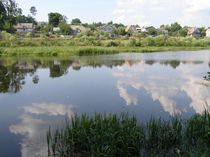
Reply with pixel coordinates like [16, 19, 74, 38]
[47, 111, 210, 157]
[0, 46, 210, 57]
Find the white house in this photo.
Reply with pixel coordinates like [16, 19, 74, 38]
[70, 25, 90, 36]
[53, 27, 60, 33]
[125, 25, 141, 33]
[15, 23, 34, 33]
[206, 28, 210, 37]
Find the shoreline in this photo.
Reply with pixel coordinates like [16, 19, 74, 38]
[1, 46, 210, 57]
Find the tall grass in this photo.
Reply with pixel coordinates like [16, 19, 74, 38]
[47, 111, 210, 157]
[1, 46, 209, 57]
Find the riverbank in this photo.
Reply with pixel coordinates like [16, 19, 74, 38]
[47, 112, 210, 157]
[1, 46, 210, 57]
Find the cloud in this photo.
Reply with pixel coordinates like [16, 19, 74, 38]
[113, 61, 210, 115]
[117, 81, 138, 105]
[10, 103, 74, 157]
[113, 0, 210, 26]
[24, 102, 74, 117]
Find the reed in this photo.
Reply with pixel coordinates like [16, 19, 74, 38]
[47, 112, 210, 157]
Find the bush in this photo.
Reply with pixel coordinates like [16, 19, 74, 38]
[141, 37, 155, 46]
[25, 32, 33, 38]
[106, 40, 121, 47]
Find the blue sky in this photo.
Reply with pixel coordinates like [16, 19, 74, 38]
[16, 0, 210, 27]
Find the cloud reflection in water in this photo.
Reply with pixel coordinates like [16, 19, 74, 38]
[10, 103, 74, 157]
[114, 62, 210, 115]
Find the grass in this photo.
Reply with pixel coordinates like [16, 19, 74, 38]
[47, 111, 210, 157]
[1, 46, 210, 57]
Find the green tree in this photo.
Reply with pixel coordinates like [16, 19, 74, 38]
[0, 1, 7, 30]
[147, 26, 157, 36]
[16, 15, 36, 24]
[48, 12, 66, 28]
[167, 22, 182, 36]
[59, 22, 72, 35]
[2, 0, 21, 32]
[71, 18, 82, 25]
[199, 27, 206, 37]
[30, 6, 37, 17]
[179, 26, 188, 37]
[114, 26, 126, 35]
[170, 22, 182, 32]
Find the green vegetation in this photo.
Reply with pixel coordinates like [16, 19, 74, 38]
[1, 31, 210, 56]
[1, 1, 210, 56]
[1, 46, 209, 57]
[204, 72, 210, 81]
[71, 18, 82, 25]
[47, 111, 210, 157]
[0, 0, 36, 32]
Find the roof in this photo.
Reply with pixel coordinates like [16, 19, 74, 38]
[70, 25, 90, 31]
[15, 23, 34, 29]
[53, 27, 60, 32]
[98, 25, 114, 32]
[206, 28, 210, 31]
[125, 25, 141, 32]
[188, 27, 200, 35]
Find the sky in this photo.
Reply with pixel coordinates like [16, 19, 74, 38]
[16, 0, 210, 27]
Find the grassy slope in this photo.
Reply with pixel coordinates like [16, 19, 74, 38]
[1, 46, 210, 57]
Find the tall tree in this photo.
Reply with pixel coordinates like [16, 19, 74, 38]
[48, 12, 66, 27]
[30, 6, 37, 16]
[16, 15, 36, 24]
[2, 0, 21, 32]
[71, 18, 81, 25]
[0, 1, 7, 30]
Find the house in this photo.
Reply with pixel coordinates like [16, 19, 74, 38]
[98, 25, 114, 33]
[187, 27, 201, 38]
[53, 27, 60, 33]
[206, 28, 210, 37]
[70, 25, 90, 36]
[125, 25, 141, 33]
[14, 23, 35, 33]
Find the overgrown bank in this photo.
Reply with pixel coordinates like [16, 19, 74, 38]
[1, 32, 210, 56]
[1, 46, 210, 57]
[47, 111, 210, 157]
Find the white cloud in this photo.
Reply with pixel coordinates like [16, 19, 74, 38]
[117, 81, 138, 105]
[113, 61, 210, 115]
[24, 102, 74, 117]
[10, 103, 74, 157]
[113, 0, 210, 26]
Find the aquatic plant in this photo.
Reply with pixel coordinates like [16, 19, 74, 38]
[47, 111, 210, 157]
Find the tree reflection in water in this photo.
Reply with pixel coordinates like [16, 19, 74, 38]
[0, 57, 207, 94]
[204, 72, 210, 81]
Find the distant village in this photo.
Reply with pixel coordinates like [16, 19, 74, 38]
[14, 21, 210, 39]
[1, 1, 210, 41]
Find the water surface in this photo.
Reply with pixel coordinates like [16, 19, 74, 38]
[0, 51, 210, 157]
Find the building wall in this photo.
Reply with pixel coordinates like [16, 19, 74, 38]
[17, 28, 34, 33]
[206, 30, 210, 37]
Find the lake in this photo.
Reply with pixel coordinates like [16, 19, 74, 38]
[0, 51, 210, 157]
